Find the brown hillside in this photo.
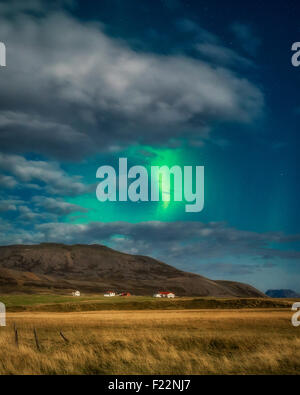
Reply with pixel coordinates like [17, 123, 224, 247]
[0, 243, 265, 297]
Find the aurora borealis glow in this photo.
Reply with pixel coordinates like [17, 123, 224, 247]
[0, 0, 299, 292]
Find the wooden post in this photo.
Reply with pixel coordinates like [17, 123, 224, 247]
[33, 328, 41, 352]
[13, 323, 19, 348]
[59, 331, 69, 343]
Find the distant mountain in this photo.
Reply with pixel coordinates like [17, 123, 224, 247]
[266, 289, 300, 298]
[0, 243, 266, 297]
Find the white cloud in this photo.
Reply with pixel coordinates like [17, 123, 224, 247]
[0, 8, 264, 159]
[0, 174, 17, 188]
[196, 43, 254, 68]
[0, 153, 90, 196]
[18, 220, 300, 264]
[32, 196, 88, 215]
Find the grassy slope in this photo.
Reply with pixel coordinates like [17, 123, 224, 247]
[1, 309, 299, 374]
[0, 294, 297, 312]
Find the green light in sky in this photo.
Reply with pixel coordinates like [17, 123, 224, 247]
[129, 145, 185, 217]
[63, 144, 197, 224]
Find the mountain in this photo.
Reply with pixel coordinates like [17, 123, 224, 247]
[0, 243, 265, 297]
[266, 289, 300, 298]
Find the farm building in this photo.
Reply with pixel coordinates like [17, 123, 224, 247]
[118, 292, 131, 296]
[153, 292, 175, 298]
[104, 291, 116, 297]
[72, 290, 81, 297]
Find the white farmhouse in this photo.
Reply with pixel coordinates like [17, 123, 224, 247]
[104, 291, 116, 297]
[167, 293, 175, 298]
[153, 292, 175, 298]
[72, 290, 81, 297]
[153, 293, 162, 298]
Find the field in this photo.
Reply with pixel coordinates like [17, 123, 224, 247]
[1, 294, 296, 312]
[0, 301, 299, 374]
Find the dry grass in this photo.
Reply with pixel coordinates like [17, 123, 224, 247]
[0, 309, 299, 375]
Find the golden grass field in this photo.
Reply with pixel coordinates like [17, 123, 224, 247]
[0, 308, 299, 375]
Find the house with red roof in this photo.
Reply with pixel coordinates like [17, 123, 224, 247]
[153, 291, 175, 298]
[104, 291, 116, 297]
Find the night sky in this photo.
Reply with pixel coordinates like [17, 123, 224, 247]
[0, 0, 299, 292]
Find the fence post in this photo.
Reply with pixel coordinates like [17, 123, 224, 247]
[59, 331, 69, 343]
[33, 328, 41, 352]
[13, 323, 19, 348]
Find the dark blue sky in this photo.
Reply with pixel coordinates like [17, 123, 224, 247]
[0, 0, 299, 292]
[69, 0, 300, 232]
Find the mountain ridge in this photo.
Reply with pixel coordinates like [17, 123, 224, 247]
[266, 289, 300, 298]
[0, 243, 266, 297]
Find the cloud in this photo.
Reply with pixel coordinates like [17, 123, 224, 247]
[0, 7, 264, 159]
[0, 111, 93, 160]
[0, 198, 24, 212]
[0, 195, 87, 222]
[195, 43, 254, 68]
[17, 205, 56, 222]
[0, 0, 75, 15]
[0, 174, 17, 188]
[32, 196, 88, 215]
[175, 19, 217, 43]
[175, 18, 254, 69]
[0, 217, 42, 245]
[1, 220, 299, 265]
[0, 219, 299, 287]
[230, 22, 261, 56]
[0, 153, 90, 196]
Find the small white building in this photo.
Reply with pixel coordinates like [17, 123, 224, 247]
[104, 291, 116, 297]
[153, 292, 175, 298]
[167, 293, 175, 298]
[72, 290, 81, 297]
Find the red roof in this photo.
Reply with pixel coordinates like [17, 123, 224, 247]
[159, 291, 173, 294]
